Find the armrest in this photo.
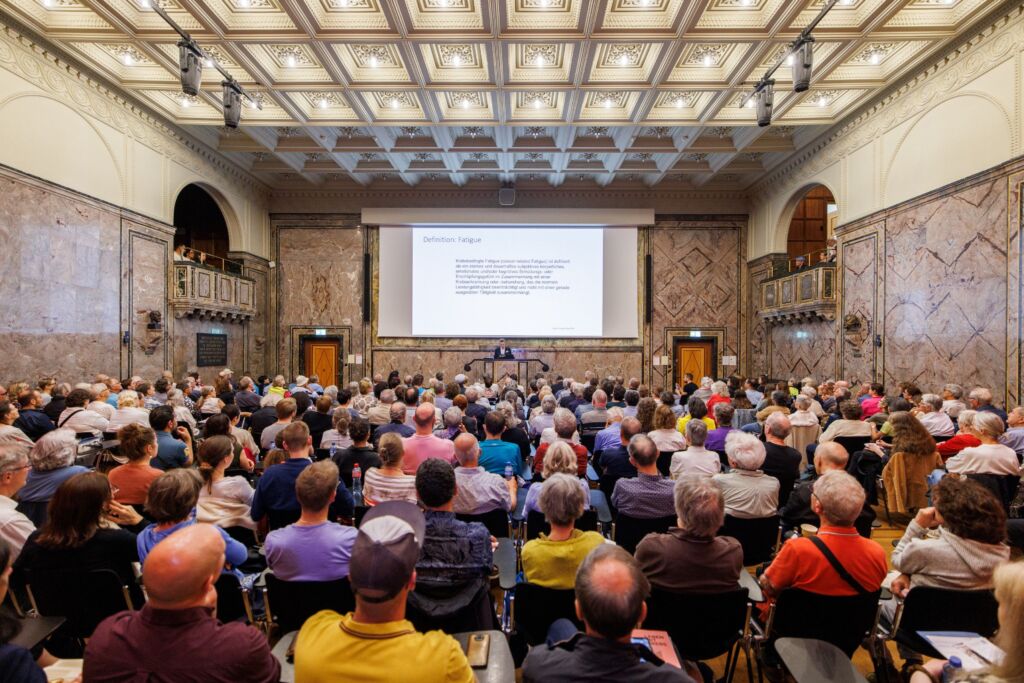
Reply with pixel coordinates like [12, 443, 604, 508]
[738, 569, 764, 603]
[494, 538, 517, 591]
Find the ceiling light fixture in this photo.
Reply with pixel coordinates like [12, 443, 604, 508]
[674, 95, 684, 108]
[539, 0, 551, 7]
[452, 54, 462, 67]
[461, 96, 471, 109]
[368, 55, 379, 68]
[534, 54, 545, 67]
[618, 54, 629, 66]
[179, 95, 191, 108]
[121, 50, 135, 66]
[139, 0, 151, 8]
[817, 94, 829, 107]
[533, 97, 543, 109]
[391, 97, 401, 108]
[603, 97, 614, 108]
[702, 54, 714, 67]
[869, 50, 881, 65]
[319, 97, 330, 109]
[739, 0, 841, 127]
[237, 0, 251, 7]
[285, 53, 298, 68]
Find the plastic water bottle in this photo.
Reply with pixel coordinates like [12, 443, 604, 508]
[942, 657, 964, 683]
[329, 442, 337, 461]
[504, 463, 514, 480]
[352, 463, 363, 506]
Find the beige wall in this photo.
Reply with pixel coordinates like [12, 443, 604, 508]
[747, 4, 1024, 261]
[0, 20, 270, 258]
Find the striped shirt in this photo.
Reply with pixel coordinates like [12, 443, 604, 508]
[362, 468, 418, 505]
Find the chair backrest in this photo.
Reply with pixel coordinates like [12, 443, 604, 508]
[898, 587, 999, 638]
[832, 436, 870, 457]
[717, 515, 780, 566]
[613, 514, 676, 554]
[770, 589, 882, 658]
[222, 525, 259, 548]
[965, 473, 1021, 514]
[354, 505, 369, 528]
[599, 474, 621, 513]
[579, 433, 597, 456]
[214, 573, 253, 623]
[407, 578, 496, 634]
[732, 409, 757, 429]
[264, 573, 355, 633]
[456, 509, 511, 538]
[785, 425, 820, 460]
[26, 568, 134, 640]
[525, 508, 598, 540]
[15, 500, 50, 529]
[644, 587, 749, 661]
[514, 583, 580, 646]
[267, 508, 301, 531]
[656, 451, 674, 477]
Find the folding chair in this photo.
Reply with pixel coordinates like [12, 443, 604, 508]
[510, 583, 579, 646]
[757, 588, 882, 661]
[645, 587, 754, 683]
[456, 508, 512, 538]
[878, 587, 998, 660]
[611, 514, 675, 554]
[263, 572, 355, 633]
[25, 568, 137, 647]
[718, 515, 781, 566]
[214, 573, 256, 624]
[525, 508, 599, 541]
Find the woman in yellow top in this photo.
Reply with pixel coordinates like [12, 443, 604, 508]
[676, 396, 717, 436]
[521, 474, 608, 589]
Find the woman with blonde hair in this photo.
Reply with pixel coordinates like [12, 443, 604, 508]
[107, 390, 149, 430]
[523, 441, 591, 515]
[361, 433, 416, 505]
[196, 435, 256, 530]
[909, 561, 1024, 682]
[351, 378, 377, 417]
[196, 386, 224, 416]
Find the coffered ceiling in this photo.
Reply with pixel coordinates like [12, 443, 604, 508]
[0, 0, 1001, 189]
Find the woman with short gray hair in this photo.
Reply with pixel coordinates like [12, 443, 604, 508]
[634, 475, 743, 591]
[941, 383, 966, 419]
[523, 442, 591, 515]
[16, 429, 89, 526]
[521, 473, 608, 589]
[946, 411, 1020, 476]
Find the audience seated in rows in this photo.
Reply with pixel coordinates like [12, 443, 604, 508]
[452, 433, 516, 515]
[945, 411, 1020, 476]
[150, 406, 193, 471]
[522, 473, 607, 589]
[635, 475, 742, 592]
[595, 416, 641, 480]
[912, 393, 956, 438]
[876, 412, 944, 514]
[294, 501, 475, 682]
[819, 400, 871, 442]
[265, 461, 357, 582]
[523, 544, 694, 682]
[648, 404, 686, 452]
[196, 435, 256, 530]
[362, 433, 416, 505]
[676, 396, 715, 434]
[611, 435, 675, 519]
[251, 422, 353, 528]
[108, 390, 149, 431]
[108, 424, 163, 506]
[260, 399, 298, 452]
[593, 407, 624, 454]
[13, 391, 54, 442]
[56, 388, 109, 437]
[17, 430, 88, 525]
[478, 411, 521, 476]
[373, 403, 414, 448]
[714, 432, 779, 519]
[202, 413, 254, 472]
[0, 402, 32, 452]
[781, 442, 874, 533]
[84, 524, 279, 683]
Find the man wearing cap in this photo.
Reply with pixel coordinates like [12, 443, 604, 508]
[294, 501, 474, 683]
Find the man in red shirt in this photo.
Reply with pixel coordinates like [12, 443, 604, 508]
[760, 469, 887, 604]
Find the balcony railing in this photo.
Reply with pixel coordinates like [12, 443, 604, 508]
[174, 247, 244, 275]
[170, 262, 256, 322]
[759, 263, 837, 323]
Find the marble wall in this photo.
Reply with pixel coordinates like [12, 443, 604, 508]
[768, 320, 837, 382]
[171, 317, 246, 385]
[835, 156, 1024, 404]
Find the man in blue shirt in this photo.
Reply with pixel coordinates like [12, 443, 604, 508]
[251, 421, 353, 530]
[593, 408, 624, 455]
[149, 405, 192, 471]
[477, 411, 521, 476]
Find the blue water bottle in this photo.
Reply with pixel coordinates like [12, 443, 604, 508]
[329, 442, 337, 461]
[504, 463, 514, 480]
[941, 657, 964, 683]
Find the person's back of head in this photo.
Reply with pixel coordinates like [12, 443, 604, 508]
[202, 413, 231, 439]
[143, 524, 225, 609]
[814, 442, 849, 472]
[146, 468, 203, 524]
[673, 475, 724, 539]
[538, 473, 585, 526]
[765, 412, 792, 440]
[149, 405, 175, 432]
[281, 421, 311, 457]
[348, 417, 370, 444]
[413, 403, 435, 432]
[624, 390, 640, 407]
[415, 458, 455, 510]
[484, 410, 506, 438]
[724, 431, 766, 471]
[154, 378, 170, 395]
[686, 396, 707, 420]
[453, 433, 479, 467]
[296, 460, 339, 513]
[38, 471, 109, 549]
[811, 470, 865, 527]
[389, 402, 407, 424]
[627, 434, 658, 469]
[275, 397, 298, 421]
[770, 390, 788, 407]
[838, 400, 862, 421]
[713, 402, 735, 427]
[404, 387, 419, 406]
[619, 416, 642, 443]
[685, 418, 707, 448]
[575, 544, 649, 641]
[315, 396, 332, 414]
[118, 423, 156, 462]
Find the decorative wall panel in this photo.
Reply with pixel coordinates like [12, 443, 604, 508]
[768, 320, 837, 382]
[840, 230, 881, 382]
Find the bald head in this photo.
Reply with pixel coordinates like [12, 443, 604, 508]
[453, 433, 480, 466]
[143, 524, 225, 609]
[814, 442, 849, 473]
[413, 402, 435, 432]
[619, 416, 642, 445]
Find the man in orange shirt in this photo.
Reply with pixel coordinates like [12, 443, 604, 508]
[760, 469, 887, 602]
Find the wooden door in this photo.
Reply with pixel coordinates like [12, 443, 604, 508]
[674, 341, 714, 388]
[303, 338, 341, 388]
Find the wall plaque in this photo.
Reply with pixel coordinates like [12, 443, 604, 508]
[197, 333, 228, 367]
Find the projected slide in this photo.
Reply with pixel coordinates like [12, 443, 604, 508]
[411, 226, 603, 337]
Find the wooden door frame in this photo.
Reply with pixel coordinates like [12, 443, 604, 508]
[671, 336, 719, 387]
[298, 334, 345, 388]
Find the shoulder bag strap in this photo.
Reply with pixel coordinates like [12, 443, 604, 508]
[807, 535, 872, 596]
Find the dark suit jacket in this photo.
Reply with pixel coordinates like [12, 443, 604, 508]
[493, 346, 514, 359]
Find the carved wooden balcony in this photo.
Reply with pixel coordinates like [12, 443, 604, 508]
[170, 262, 256, 322]
[758, 263, 837, 324]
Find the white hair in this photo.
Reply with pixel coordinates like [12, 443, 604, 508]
[969, 387, 993, 404]
[701, 377, 714, 388]
[765, 412, 792, 439]
[800, 386, 817, 398]
[920, 393, 942, 412]
[260, 392, 283, 408]
[794, 395, 812, 411]
[712, 381, 729, 398]
[812, 470, 865, 527]
[724, 431, 766, 471]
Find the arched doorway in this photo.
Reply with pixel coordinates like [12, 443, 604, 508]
[786, 185, 837, 264]
[173, 184, 230, 259]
